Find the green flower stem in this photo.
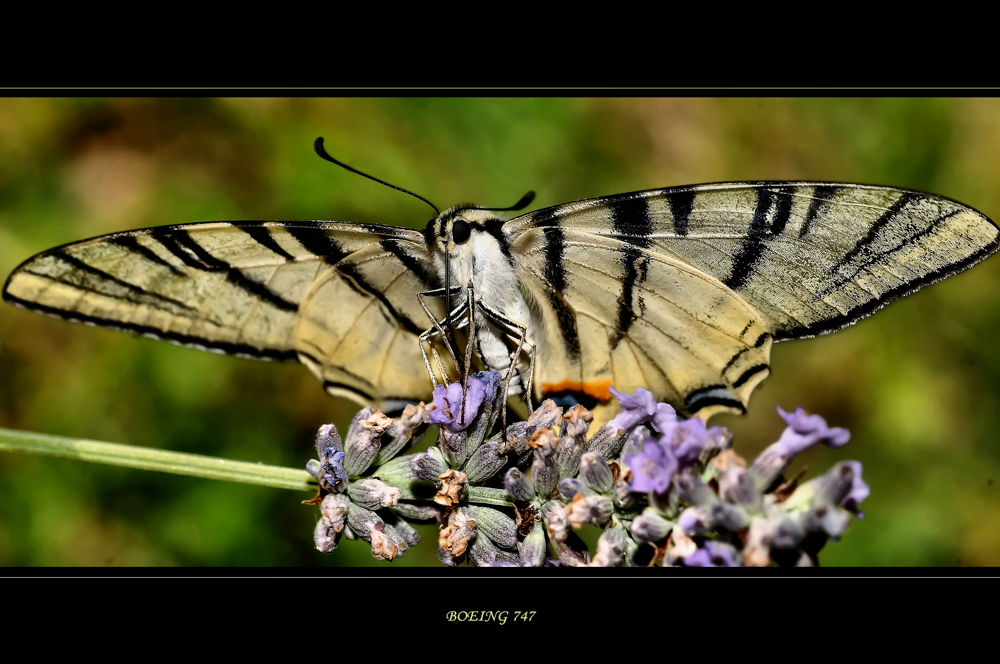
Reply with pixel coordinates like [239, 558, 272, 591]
[467, 486, 513, 507]
[0, 427, 317, 493]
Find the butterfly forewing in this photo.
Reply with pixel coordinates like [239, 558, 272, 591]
[3, 220, 446, 408]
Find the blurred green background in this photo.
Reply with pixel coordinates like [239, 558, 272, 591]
[0, 98, 998, 567]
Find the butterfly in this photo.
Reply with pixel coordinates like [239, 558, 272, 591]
[4, 138, 998, 428]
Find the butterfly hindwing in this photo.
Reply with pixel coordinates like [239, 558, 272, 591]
[506, 182, 999, 417]
[511, 228, 772, 419]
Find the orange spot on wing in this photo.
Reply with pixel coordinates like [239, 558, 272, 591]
[542, 379, 614, 403]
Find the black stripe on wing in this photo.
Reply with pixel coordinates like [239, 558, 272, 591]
[607, 195, 653, 349]
[3, 292, 297, 361]
[43, 251, 199, 314]
[542, 226, 581, 361]
[150, 228, 299, 313]
[725, 186, 795, 291]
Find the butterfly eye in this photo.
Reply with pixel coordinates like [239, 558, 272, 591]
[452, 219, 471, 244]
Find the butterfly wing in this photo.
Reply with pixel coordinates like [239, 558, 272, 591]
[2, 220, 444, 408]
[507, 183, 1000, 418]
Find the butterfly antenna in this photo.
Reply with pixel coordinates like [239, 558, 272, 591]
[459, 191, 536, 215]
[313, 137, 440, 215]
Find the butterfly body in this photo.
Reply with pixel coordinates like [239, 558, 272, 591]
[5, 181, 997, 425]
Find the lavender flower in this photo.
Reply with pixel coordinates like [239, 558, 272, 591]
[309, 380, 867, 567]
[776, 406, 851, 452]
[429, 373, 490, 433]
[659, 417, 728, 466]
[624, 437, 678, 495]
[750, 406, 852, 489]
[607, 386, 677, 433]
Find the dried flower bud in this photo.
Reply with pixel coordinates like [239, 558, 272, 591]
[439, 508, 477, 558]
[589, 527, 628, 567]
[435, 469, 469, 506]
[742, 518, 772, 567]
[542, 500, 569, 543]
[565, 492, 613, 528]
[305, 459, 323, 482]
[668, 525, 697, 560]
[719, 464, 761, 509]
[348, 478, 402, 510]
[370, 523, 405, 561]
[770, 514, 806, 549]
[315, 423, 343, 457]
[804, 504, 852, 540]
[315, 494, 349, 552]
[375, 401, 431, 465]
[563, 404, 593, 439]
[386, 517, 421, 547]
[314, 517, 342, 553]
[553, 530, 592, 567]
[579, 452, 614, 494]
[345, 501, 384, 541]
[344, 408, 389, 477]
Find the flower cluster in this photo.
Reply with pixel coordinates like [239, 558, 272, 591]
[306, 372, 868, 566]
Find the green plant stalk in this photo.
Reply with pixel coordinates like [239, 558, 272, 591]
[0, 427, 316, 492]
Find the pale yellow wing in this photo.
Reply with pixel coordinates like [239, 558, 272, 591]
[507, 183, 999, 418]
[2, 220, 444, 408]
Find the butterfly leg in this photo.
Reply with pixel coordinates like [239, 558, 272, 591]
[417, 290, 466, 377]
[476, 300, 538, 416]
[459, 282, 477, 427]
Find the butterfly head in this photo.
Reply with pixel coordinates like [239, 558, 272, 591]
[425, 207, 513, 294]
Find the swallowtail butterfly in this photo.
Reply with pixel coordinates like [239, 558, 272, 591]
[5, 140, 997, 426]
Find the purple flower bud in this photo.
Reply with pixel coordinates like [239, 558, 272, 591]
[505, 468, 536, 502]
[630, 510, 674, 542]
[684, 540, 742, 567]
[624, 437, 678, 495]
[675, 466, 718, 506]
[558, 477, 587, 501]
[580, 452, 614, 493]
[429, 373, 490, 433]
[518, 522, 547, 567]
[678, 506, 714, 536]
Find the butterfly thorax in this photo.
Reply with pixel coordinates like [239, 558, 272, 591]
[425, 207, 534, 392]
